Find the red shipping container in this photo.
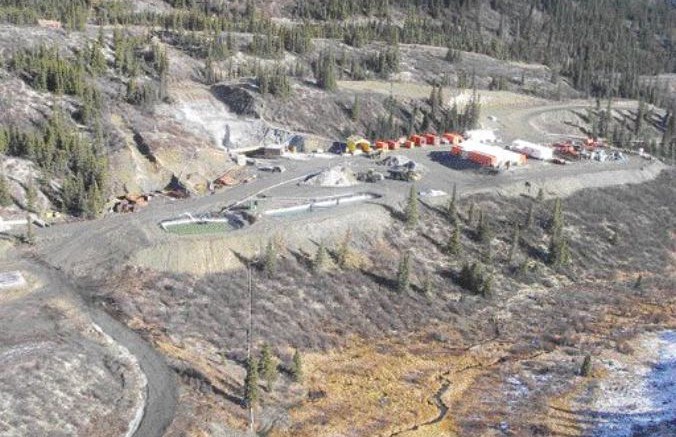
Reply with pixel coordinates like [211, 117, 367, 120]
[451, 145, 463, 156]
[375, 141, 387, 150]
[425, 134, 439, 146]
[443, 132, 463, 146]
[468, 151, 497, 167]
[410, 135, 426, 146]
[387, 140, 399, 150]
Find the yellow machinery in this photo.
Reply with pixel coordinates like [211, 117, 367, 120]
[347, 135, 371, 154]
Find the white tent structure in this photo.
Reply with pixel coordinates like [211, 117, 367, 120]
[465, 129, 498, 143]
[511, 140, 554, 160]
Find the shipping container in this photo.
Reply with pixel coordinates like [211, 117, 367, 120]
[410, 135, 426, 146]
[468, 151, 497, 167]
[425, 134, 440, 146]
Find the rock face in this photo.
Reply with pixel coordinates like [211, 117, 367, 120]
[211, 83, 259, 117]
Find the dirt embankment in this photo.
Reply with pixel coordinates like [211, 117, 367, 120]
[133, 203, 387, 275]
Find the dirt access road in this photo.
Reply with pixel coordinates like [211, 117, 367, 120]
[27, 255, 178, 437]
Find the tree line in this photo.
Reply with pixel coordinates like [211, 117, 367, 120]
[5, 1, 671, 101]
[0, 110, 106, 217]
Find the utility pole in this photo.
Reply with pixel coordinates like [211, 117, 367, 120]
[246, 261, 254, 434]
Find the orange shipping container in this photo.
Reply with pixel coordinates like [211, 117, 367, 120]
[375, 141, 388, 150]
[443, 132, 463, 146]
[425, 134, 439, 146]
[410, 135, 426, 146]
[468, 151, 497, 167]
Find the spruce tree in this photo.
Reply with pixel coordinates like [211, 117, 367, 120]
[337, 230, 352, 269]
[447, 184, 458, 224]
[548, 235, 570, 268]
[396, 251, 411, 293]
[548, 198, 564, 234]
[244, 357, 259, 407]
[525, 202, 534, 229]
[467, 202, 475, 224]
[259, 344, 278, 392]
[422, 272, 433, 295]
[580, 354, 592, 377]
[263, 239, 277, 276]
[405, 184, 419, 228]
[0, 173, 13, 207]
[291, 349, 303, 382]
[446, 226, 461, 256]
[508, 225, 520, 264]
[25, 213, 35, 245]
[312, 240, 328, 274]
[477, 210, 491, 243]
[351, 95, 361, 122]
[25, 179, 37, 213]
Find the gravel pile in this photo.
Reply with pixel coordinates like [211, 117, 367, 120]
[301, 166, 359, 187]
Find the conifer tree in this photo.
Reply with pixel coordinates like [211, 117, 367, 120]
[314, 50, 337, 91]
[312, 240, 328, 274]
[548, 198, 564, 234]
[259, 344, 278, 392]
[337, 230, 352, 269]
[25, 179, 37, 213]
[291, 349, 303, 382]
[263, 239, 277, 276]
[422, 272, 433, 295]
[446, 226, 461, 256]
[396, 251, 411, 293]
[477, 210, 491, 243]
[351, 95, 361, 122]
[580, 354, 592, 377]
[467, 202, 475, 225]
[447, 184, 458, 224]
[244, 357, 259, 407]
[508, 225, 520, 264]
[25, 213, 35, 245]
[0, 173, 13, 207]
[405, 184, 418, 228]
[525, 202, 534, 229]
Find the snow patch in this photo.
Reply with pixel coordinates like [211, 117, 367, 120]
[592, 331, 676, 437]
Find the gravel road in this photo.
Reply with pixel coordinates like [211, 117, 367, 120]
[23, 257, 178, 437]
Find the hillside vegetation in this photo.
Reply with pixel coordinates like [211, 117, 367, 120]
[0, 0, 673, 219]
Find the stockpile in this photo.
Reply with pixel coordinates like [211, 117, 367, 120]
[301, 166, 359, 187]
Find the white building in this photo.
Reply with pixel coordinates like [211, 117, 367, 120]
[511, 140, 554, 160]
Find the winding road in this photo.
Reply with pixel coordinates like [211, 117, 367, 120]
[21, 256, 178, 437]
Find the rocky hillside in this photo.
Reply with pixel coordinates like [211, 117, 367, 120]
[0, 0, 672, 221]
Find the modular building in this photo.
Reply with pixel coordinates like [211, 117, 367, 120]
[452, 140, 527, 168]
[511, 140, 554, 160]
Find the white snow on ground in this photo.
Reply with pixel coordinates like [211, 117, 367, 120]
[592, 331, 676, 437]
